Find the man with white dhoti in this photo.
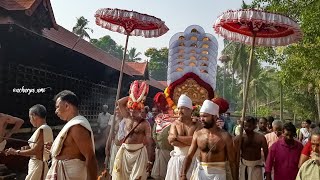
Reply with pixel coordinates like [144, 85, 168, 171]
[112, 81, 154, 180]
[150, 92, 174, 180]
[5, 104, 53, 180]
[180, 100, 237, 180]
[165, 94, 202, 180]
[151, 113, 174, 179]
[234, 116, 268, 180]
[45, 90, 98, 180]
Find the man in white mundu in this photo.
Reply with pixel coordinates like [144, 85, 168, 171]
[165, 94, 201, 180]
[151, 112, 174, 180]
[150, 92, 174, 180]
[180, 100, 237, 180]
[5, 104, 53, 180]
[45, 90, 98, 180]
[112, 81, 154, 180]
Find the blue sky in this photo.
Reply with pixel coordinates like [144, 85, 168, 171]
[51, 0, 253, 60]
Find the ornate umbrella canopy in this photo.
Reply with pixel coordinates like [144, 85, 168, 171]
[214, 8, 303, 167]
[214, 9, 303, 46]
[95, 8, 169, 38]
[94, 9, 169, 165]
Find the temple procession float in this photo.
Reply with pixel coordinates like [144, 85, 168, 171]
[154, 25, 229, 123]
[149, 25, 230, 180]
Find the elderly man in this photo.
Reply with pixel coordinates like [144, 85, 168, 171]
[97, 104, 111, 136]
[0, 113, 24, 151]
[6, 104, 53, 180]
[165, 94, 201, 180]
[46, 90, 98, 180]
[265, 120, 283, 148]
[181, 100, 236, 180]
[235, 116, 268, 180]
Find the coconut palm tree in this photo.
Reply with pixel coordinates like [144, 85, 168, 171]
[247, 68, 275, 115]
[72, 16, 93, 49]
[72, 16, 93, 39]
[127, 47, 142, 62]
[222, 40, 250, 106]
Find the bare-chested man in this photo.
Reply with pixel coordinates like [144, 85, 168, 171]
[6, 104, 53, 180]
[165, 94, 201, 180]
[0, 113, 24, 151]
[181, 100, 236, 180]
[234, 116, 268, 180]
[45, 90, 98, 180]
[111, 96, 154, 180]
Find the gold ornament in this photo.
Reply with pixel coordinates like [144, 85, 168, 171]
[191, 36, 197, 41]
[172, 78, 209, 105]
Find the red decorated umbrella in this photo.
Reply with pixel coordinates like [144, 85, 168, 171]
[95, 8, 169, 107]
[214, 8, 302, 166]
[94, 8, 168, 172]
[95, 9, 168, 110]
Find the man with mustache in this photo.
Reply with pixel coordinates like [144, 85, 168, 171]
[46, 90, 97, 180]
[112, 80, 154, 180]
[165, 94, 201, 180]
[180, 100, 236, 180]
[235, 116, 268, 180]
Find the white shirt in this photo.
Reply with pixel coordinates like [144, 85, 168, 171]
[300, 128, 310, 145]
[97, 112, 111, 129]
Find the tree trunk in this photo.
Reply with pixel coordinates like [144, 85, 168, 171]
[280, 82, 283, 121]
[316, 91, 320, 124]
[231, 70, 235, 107]
[255, 84, 257, 117]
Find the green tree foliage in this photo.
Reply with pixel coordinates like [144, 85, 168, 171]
[145, 48, 168, 81]
[90, 35, 124, 60]
[72, 16, 93, 40]
[251, 0, 320, 120]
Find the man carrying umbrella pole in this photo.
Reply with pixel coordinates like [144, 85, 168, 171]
[112, 81, 155, 180]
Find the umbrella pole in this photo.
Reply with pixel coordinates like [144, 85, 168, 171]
[237, 34, 256, 171]
[107, 34, 130, 163]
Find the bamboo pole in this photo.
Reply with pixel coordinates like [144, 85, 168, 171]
[0, 136, 36, 144]
[107, 34, 130, 160]
[237, 34, 256, 168]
